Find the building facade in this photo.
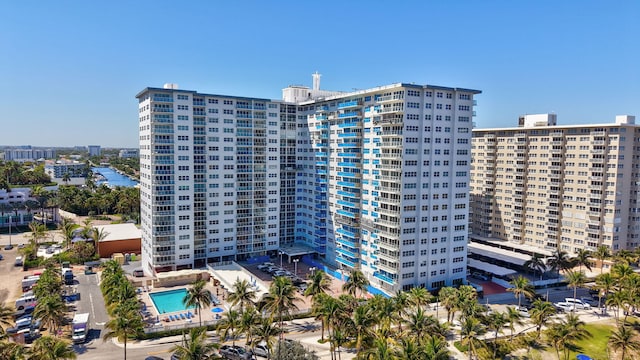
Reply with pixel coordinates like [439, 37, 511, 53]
[470, 114, 640, 260]
[137, 79, 480, 294]
[44, 162, 87, 179]
[3, 146, 56, 162]
[119, 149, 140, 158]
[88, 145, 102, 157]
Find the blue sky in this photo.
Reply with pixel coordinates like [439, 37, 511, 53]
[1, 1, 638, 147]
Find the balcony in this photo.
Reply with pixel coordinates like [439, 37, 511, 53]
[589, 158, 605, 164]
[591, 131, 606, 136]
[376, 95, 404, 103]
[591, 140, 606, 145]
[338, 100, 361, 109]
[373, 272, 396, 285]
[590, 149, 605, 154]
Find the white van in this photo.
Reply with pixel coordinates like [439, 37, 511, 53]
[15, 295, 37, 311]
[564, 298, 591, 310]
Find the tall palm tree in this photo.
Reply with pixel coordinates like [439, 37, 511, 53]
[530, 299, 556, 338]
[342, 269, 369, 298]
[422, 334, 449, 360]
[360, 329, 397, 360]
[573, 249, 592, 273]
[0, 304, 14, 334]
[549, 313, 590, 360]
[304, 269, 331, 302]
[349, 304, 377, 354]
[506, 306, 524, 339]
[260, 276, 300, 340]
[594, 245, 611, 274]
[459, 316, 485, 360]
[609, 325, 640, 360]
[31, 336, 77, 360]
[407, 286, 432, 310]
[507, 275, 535, 308]
[595, 272, 614, 311]
[612, 263, 635, 284]
[438, 287, 458, 323]
[565, 270, 587, 304]
[228, 279, 257, 313]
[524, 253, 547, 280]
[486, 311, 507, 359]
[547, 250, 572, 278]
[183, 279, 212, 327]
[171, 327, 218, 360]
[395, 337, 422, 360]
[251, 318, 281, 359]
[58, 217, 79, 250]
[393, 290, 410, 331]
[33, 295, 66, 336]
[607, 290, 630, 325]
[28, 221, 46, 247]
[102, 308, 144, 360]
[237, 307, 259, 346]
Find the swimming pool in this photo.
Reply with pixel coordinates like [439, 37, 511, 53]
[149, 289, 194, 314]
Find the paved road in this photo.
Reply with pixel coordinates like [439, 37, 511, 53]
[72, 271, 110, 358]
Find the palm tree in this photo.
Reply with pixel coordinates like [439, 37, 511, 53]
[393, 290, 410, 331]
[505, 306, 524, 339]
[507, 275, 535, 308]
[102, 308, 144, 360]
[28, 221, 46, 247]
[609, 325, 640, 360]
[486, 311, 507, 359]
[171, 327, 218, 360]
[565, 270, 587, 304]
[573, 249, 592, 273]
[594, 245, 611, 274]
[304, 268, 331, 301]
[422, 334, 449, 360]
[237, 307, 259, 346]
[349, 304, 376, 353]
[438, 287, 458, 323]
[612, 263, 635, 284]
[548, 313, 590, 360]
[530, 299, 556, 338]
[0, 341, 28, 360]
[595, 272, 614, 311]
[459, 316, 485, 360]
[395, 337, 422, 360]
[31, 336, 76, 360]
[183, 279, 212, 327]
[260, 276, 300, 340]
[0, 304, 14, 334]
[62, 172, 71, 185]
[524, 253, 547, 279]
[227, 279, 257, 313]
[607, 290, 630, 324]
[252, 318, 281, 359]
[407, 286, 432, 310]
[547, 250, 572, 278]
[342, 269, 369, 298]
[33, 295, 66, 336]
[360, 329, 396, 360]
[58, 217, 79, 250]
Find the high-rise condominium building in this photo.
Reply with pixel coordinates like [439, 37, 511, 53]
[137, 78, 480, 294]
[469, 114, 640, 261]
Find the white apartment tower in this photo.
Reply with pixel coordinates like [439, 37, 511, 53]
[470, 114, 640, 259]
[138, 78, 480, 295]
[137, 85, 294, 273]
[295, 84, 480, 293]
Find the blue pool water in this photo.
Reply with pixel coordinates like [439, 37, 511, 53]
[92, 167, 139, 188]
[149, 289, 194, 314]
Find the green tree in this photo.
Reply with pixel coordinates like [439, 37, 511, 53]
[486, 311, 508, 359]
[251, 318, 281, 359]
[33, 295, 66, 336]
[260, 276, 301, 340]
[505, 306, 524, 339]
[407, 286, 432, 310]
[171, 327, 218, 360]
[523, 253, 547, 280]
[547, 250, 572, 277]
[438, 287, 458, 323]
[609, 325, 640, 360]
[272, 339, 319, 360]
[0, 341, 28, 360]
[530, 299, 556, 338]
[58, 217, 79, 250]
[595, 272, 614, 311]
[507, 275, 535, 308]
[459, 316, 485, 360]
[573, 249, 592, 273]
[565, 270, 587, 305]
[594, 245, 611, 274]
[342, 269, 369, 298]
[422, 334, 449, 360]
[237, 307, 259, 346]
[304, 268, 331, 302]
[0, 304, 15, 335]
[227, 279, 257, 313]
[30, 336, 76, 360]
[217, 309, 240, 346]
[349, 303, 377, 354]
[102, 308, 144, 360]
[183, 279, 212, 327]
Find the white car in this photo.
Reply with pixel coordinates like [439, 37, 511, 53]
[253, 344, 269, 358]
[564, 298, 591, 310]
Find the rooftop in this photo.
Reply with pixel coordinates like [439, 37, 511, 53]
[94, 223, 141, 242]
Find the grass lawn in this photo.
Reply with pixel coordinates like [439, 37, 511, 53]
[567, 323, 614, 360]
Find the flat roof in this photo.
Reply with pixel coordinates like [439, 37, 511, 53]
[468, 242, 531, 266]
[470, 236, 554, 257]
[94, 223, 141, 242]
[136, 87, 273, 102]
[473, 122, 640, 133]
[468, 258, 517, 277]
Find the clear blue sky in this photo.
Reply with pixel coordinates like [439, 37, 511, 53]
[1, 1, 638, 147]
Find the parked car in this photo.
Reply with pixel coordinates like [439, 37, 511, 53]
[514, 306, 531, 318]
[564, 298, 591, 310]
[14, 256, 23, 267]
[0, 254, 3, 260]
[4, 244, 13, 250]
[253, 344, 269, 358]
[145, 356, 165, 360]
[471, 272, 489, 281]
[220, 345, 252, 360]
[257, 262, 274, 271]
[133, 269, 144, 277]
[273, 270, 287, 277]
[554, 302, 576, 313]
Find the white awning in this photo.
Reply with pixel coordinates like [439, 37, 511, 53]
[468, 259, 517, 277]
[468, 242, 531, 266]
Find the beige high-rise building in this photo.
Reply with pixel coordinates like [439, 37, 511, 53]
[470, 114, 640, 264]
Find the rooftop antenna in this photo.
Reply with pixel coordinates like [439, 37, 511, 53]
[312, 71, 321, 91]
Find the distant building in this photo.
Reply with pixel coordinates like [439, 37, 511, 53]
[88, 145, 101, 157]
[0, 187, 59, 228]
[94, 223, 141, 258]
[118, 149, 139, 158]
[3, 146, 56, 162]
[44, 161, 87, 181]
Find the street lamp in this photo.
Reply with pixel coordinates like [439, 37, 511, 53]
[309, 267, 317, 277]
[8, 215, 12, 248]
[279, 251, 284, 269]
[293, 258, 299, 275]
